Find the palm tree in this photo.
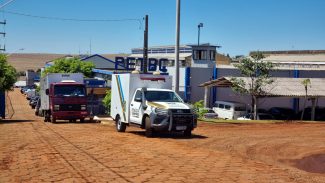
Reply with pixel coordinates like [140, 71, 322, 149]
[301, 79, 311, 120]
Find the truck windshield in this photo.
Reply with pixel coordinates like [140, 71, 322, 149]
[144, 91, 182, 102]
[54, 85, 86, 97]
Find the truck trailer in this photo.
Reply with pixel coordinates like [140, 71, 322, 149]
[39, 73, 88, 123]
[111, 73, 197, 137]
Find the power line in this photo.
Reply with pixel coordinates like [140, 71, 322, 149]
[0, 10, 143, 28]
[0, 0, 16, 9]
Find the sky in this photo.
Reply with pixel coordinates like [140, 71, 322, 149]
[2, 0, 325, 56]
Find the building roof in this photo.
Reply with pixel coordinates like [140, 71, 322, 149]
[248, 50, 325, 63]
[101, 54, 130, 61]
[132, 43, 220, 50]
[263, 54, 325, 62]
[200, 77, 325, 98]
[132, 45, 192, 50]
[130, 53, 192, 60]
[251, 50, 325, 55]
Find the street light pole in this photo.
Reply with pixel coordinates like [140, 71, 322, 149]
[174, 0, 180, 93]
[198, 23, 203, 46]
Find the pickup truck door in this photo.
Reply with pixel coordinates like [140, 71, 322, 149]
[130, 90, 143, 124]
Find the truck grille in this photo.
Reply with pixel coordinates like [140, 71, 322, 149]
[59, 104, 81, 111]
[172, 114, 194, 126]
[170, 109, 191, 114]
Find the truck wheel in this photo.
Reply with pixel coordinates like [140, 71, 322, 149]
[116, 116, 126, 132]
[51, 116, 56, 123]
[145, 116, 154, 138]
[184, 128, 192, 137]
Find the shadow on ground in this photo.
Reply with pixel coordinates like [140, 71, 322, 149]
[49, 120, 100, 124]
[128, 131, 208, 139]
[0, 119, 35, 124]
[291, 153, 325, 174]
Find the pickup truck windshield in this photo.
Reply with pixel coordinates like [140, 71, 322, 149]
[54, 85, 86, 97]
[144, 91, 182, 102]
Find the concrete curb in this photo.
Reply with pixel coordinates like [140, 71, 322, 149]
[92, 116, 115, 125]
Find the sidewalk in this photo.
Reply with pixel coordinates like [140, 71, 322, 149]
[92, 115, 114, 125]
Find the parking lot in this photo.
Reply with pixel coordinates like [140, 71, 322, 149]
[1, 89, 325, 182]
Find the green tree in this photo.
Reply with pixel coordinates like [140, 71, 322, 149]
[42, 57, 95, 78]
[0, 54, 17, 92]
[102, 90, 111, 115]
[300, 79, 311, 120]
[230, 52, 274, 120]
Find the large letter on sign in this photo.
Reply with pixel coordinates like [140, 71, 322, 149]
[148, 58, 158, 71]
[159, 59, 168, 73]
[115, 57, 125, 70]
[136, 58, 143, 71]
[126, 57, 136, 70]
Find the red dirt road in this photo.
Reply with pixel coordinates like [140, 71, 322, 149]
[1, 89, 325, 182]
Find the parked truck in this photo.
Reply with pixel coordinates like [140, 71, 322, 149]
[111, 73, 197, 137]
[39, 73, 88, 123]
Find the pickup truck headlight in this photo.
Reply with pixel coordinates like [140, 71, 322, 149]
[54, 105, 60, 111]
[154, 108, 169, 116]
[81, 105, 87, 111]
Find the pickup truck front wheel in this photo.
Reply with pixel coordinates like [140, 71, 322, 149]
[145, 116, 154, 138]
[116, 116, 126, 132]
[183, 128, 192, 137]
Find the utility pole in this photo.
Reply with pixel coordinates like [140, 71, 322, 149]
[174, 0, 180, 93]
[0, 20, 6, 51]
[198, 23, 203, 46]
[143, 15, 148, 74]
[0, 0, 17, 52]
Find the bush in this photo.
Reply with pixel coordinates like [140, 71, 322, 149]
[192, 100, 208, 119]
[198, 108, 209, 119]
[193, 100, 204, 109]
[102, 90, 111, 115]
[35, 85, 40, 93]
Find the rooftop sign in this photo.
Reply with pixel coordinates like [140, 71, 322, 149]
[115, 57, 169, 73]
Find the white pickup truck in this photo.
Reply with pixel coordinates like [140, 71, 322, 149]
[110, 73, 197, 137]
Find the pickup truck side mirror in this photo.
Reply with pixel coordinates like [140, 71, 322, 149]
[45, 89, 49, 95]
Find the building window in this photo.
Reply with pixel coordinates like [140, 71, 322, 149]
[210, 50, 215, 60]
[193, 50, 209, 60]
[193, 50, 198, 60]
[201, 50, 207, 60]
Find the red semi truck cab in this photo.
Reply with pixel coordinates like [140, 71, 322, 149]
[48, 82, 88, 122]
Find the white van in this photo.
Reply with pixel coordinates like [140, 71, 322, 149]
[212, 101, 247, 120]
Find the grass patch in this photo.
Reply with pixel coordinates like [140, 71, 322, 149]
[199, 118, 294, 124]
